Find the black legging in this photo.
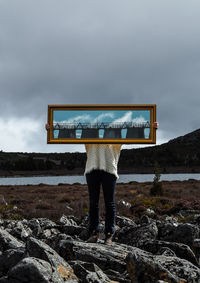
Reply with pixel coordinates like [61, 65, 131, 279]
[86, 169, 117, 235]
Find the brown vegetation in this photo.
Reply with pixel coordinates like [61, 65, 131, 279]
[0, 179, 200, 222]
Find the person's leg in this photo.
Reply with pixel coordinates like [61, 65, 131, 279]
[86, 170, 101, 234]
[101, 171, 117, 236]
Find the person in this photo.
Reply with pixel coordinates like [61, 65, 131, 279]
[84, 143, 122, 245]
[45, 122, 159, 245]
[85, 121, 159, 245]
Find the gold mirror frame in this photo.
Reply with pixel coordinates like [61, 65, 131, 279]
[47, 104, 156, 144]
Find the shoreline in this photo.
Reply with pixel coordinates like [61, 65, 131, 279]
[0, 178, 200, 190]
[0, 166, 200, 178]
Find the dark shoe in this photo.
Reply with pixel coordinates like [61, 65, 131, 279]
[86, 230, 99, 243]
[104, 232, 113, 245]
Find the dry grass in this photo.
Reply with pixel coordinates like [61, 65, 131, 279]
[0, 179, 200, 221]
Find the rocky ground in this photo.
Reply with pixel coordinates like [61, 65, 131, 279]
[1, 213, 200, 282]
[1, 180, 200, 282]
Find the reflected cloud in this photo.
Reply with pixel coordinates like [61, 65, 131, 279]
[93, 112, 114, 123]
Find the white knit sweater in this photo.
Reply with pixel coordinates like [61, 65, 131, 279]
[84, 144, 122, 179]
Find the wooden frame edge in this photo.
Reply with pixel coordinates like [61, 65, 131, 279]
[47, 104, 157, 144]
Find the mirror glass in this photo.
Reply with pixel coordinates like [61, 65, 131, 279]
[52, 109, 151, 140]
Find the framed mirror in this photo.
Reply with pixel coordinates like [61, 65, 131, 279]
[47, 104, 156, 144]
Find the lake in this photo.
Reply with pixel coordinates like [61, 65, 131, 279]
[0, 173, 200, 186]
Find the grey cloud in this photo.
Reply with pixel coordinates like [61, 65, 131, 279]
[0, 0, 200, 151]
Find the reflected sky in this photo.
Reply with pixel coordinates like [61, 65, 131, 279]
[53, 109, 150, 124]
[53, 109, 151, 139]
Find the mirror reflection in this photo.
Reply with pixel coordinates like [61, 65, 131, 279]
[53, 110, 151, 140]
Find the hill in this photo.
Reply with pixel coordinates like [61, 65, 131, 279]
[119, 128, 200, 173]
[1, 128, 200, 175]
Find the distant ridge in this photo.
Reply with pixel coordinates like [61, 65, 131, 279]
[119, 128, 200, 173]
[167, 128, 200, 145]
[1, 128, 200, 175]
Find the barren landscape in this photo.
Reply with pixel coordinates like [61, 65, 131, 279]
[1, 179, 200, 222]
[1, 179, 200, 282]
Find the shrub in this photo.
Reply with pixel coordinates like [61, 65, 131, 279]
[142, 198, 161, 208]
[6, 213, 23, 220]
[150, 161, 163, 196]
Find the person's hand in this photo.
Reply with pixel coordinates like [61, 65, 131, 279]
[45, 123, 50, 131]
[153, 122, 159, 129]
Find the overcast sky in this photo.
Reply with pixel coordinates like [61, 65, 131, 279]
[0, 0, 200, 153]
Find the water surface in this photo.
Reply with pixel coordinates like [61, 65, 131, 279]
[0, 173, 200, 186]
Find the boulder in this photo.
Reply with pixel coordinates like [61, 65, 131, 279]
[26, 237, 78, 282]
[7, 257, 53, 283]
[59, 239, 129, 274]
[114, 221, 158, 247]
[0, 247, 25, 277]
[140, 240, 199, 267]
[0, 228, 24, 251]
[69, 260, 111, 282]
[125, 247, 200, 283]
[158, 222, 199, 248]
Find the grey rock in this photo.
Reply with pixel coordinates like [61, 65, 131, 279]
[69, 260, 101, 280]
[36, 218, 59, 229]
[86, 270, 111, 282]
[158, 222, 199, 248]
[146, 208, 155, 215]
[140, 240, 199, 267]
[8, 257, 52, 283]
[59, 239, 130, 274]
[118, 200, 131, 209]
[140, 215, 151, 224]
[62, 225, 88, 238]
[28, 218, 42, 237]
[2, 213, 200, 282]
[28, 218, 61, 239]
[69, 260, 111, 282]
[13, 222, 32, 240]
[21, 227, 32, 240]
[51, 270, 65, 283]
[192, 215, 200, 225]
[59, 215, 80, 226]
[26, 237, 78, 281]
[193, 238, 200, 247]
[0, 275, 21, 283]
[1, 220, 32, 241]
[59, 239, 159, 281]
[164, 216, 179, 226]
[126, 248, 200, 283]
[79, 214, 89, 227]
[43, 229, 52, 238]
[104, 269, 131, 283]
[0, 228, 24, 252]
[115, 216, 137, 228]
[114, 221, 158, 247]
[156, 247, 176, 257]
[0, 247, 25, 276]
[179, 210, 199, 217]
[45, 233, 73, 252]
[78, 227, 90, 241]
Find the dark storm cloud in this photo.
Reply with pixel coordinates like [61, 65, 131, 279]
[0, 0, 200, 152]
